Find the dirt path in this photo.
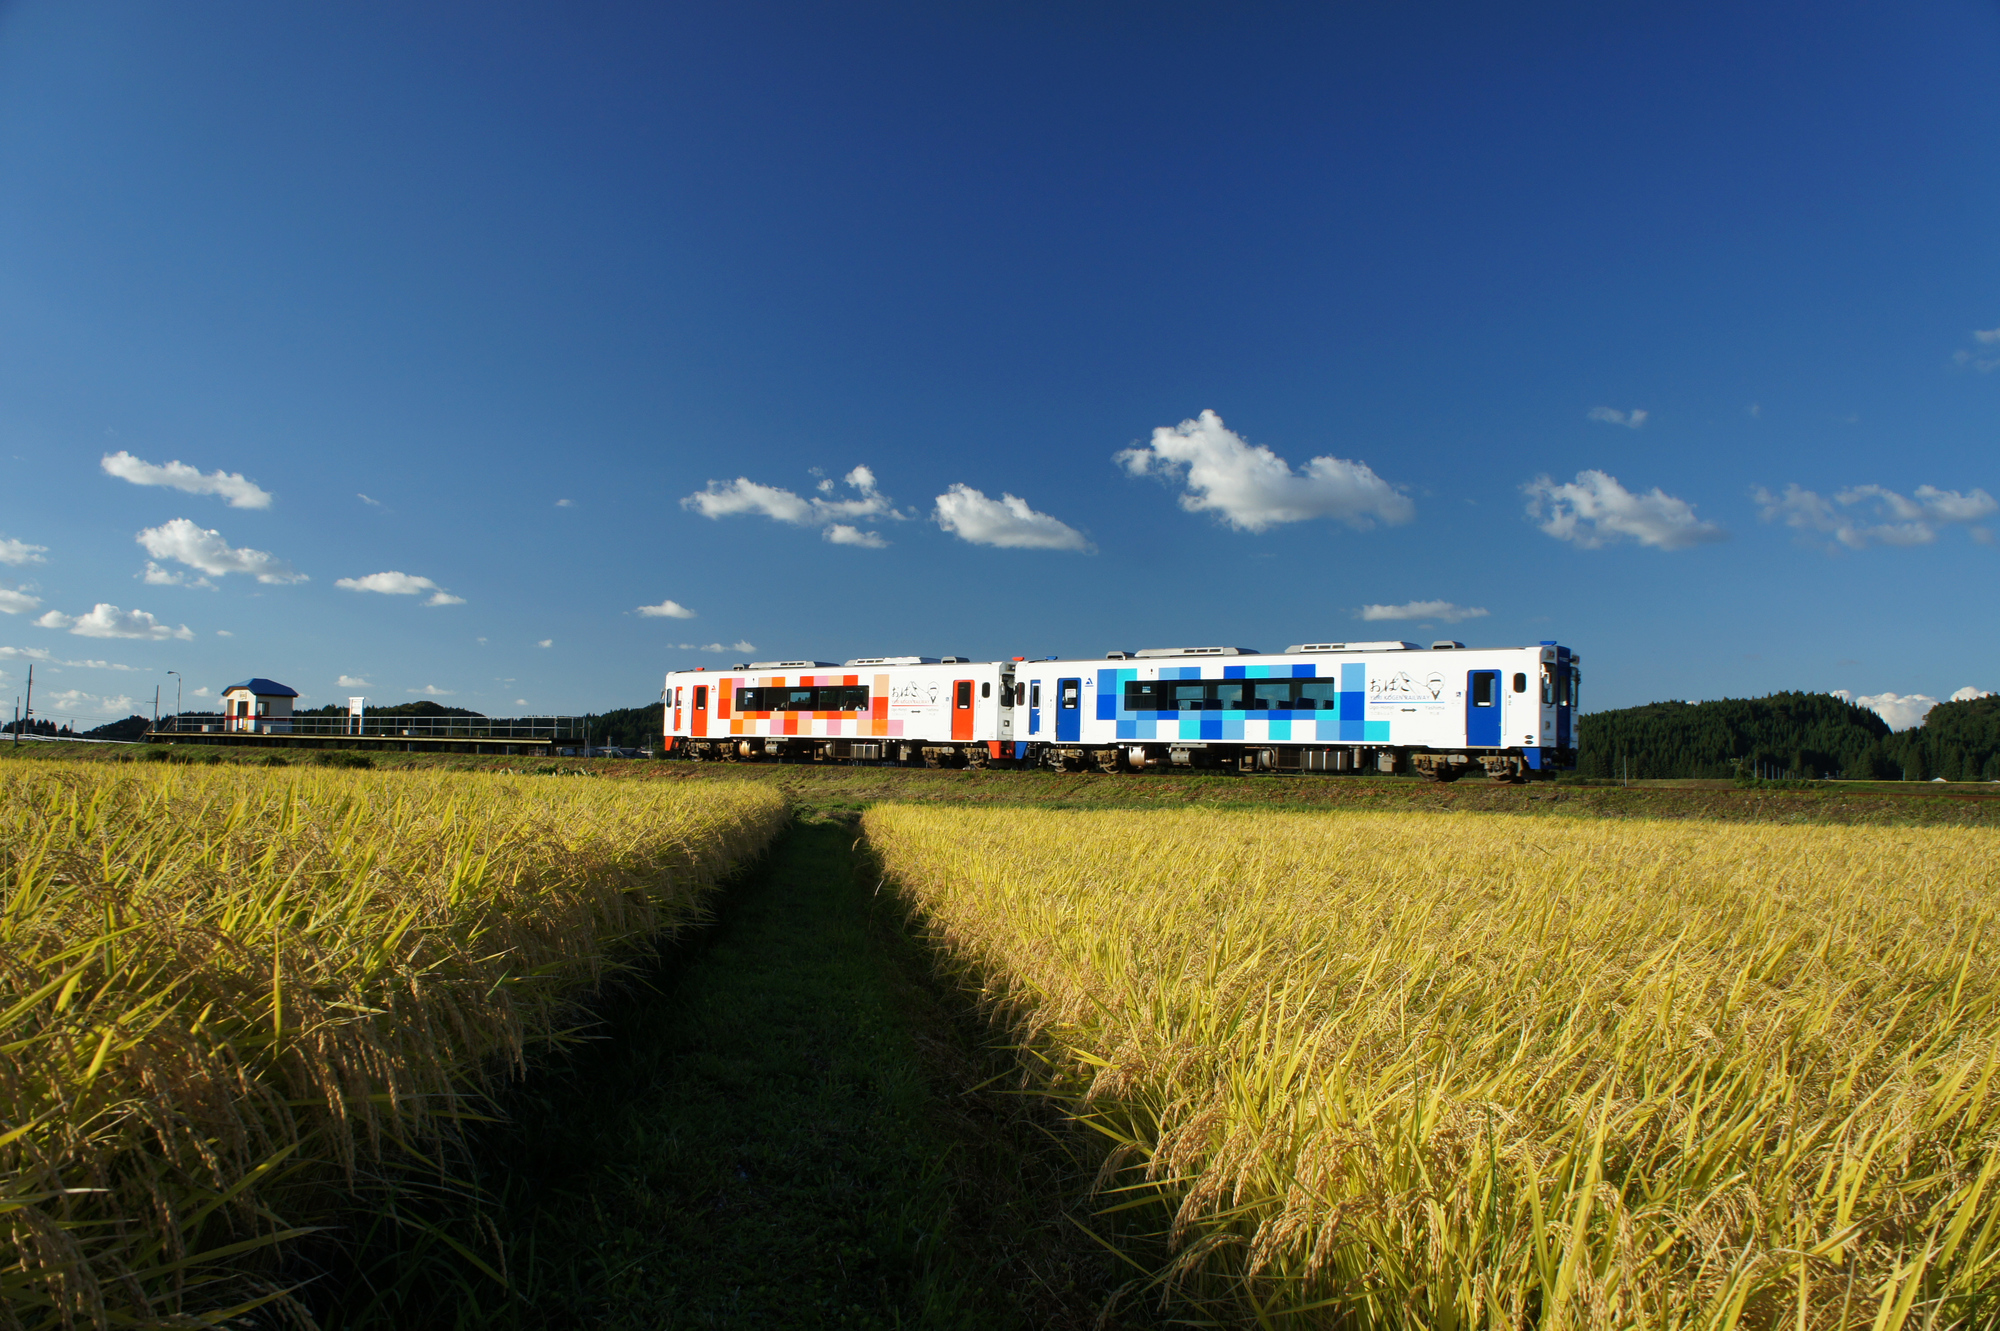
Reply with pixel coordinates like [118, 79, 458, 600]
[334, 811, 1145, 1330]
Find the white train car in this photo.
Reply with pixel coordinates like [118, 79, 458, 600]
[1012, 639, 1580, 779]
[662, 639, 1581, 779]
[663, 656, 1015, 766]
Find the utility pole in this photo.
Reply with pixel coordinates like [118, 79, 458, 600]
[153, 686, 160, 731]
[21, 665, 31, 745]
[167, 671, 181, 731]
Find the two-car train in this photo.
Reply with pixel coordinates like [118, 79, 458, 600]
[662, 639, 1580, 780]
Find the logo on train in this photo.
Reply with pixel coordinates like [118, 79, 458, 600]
[1368, 671, 1449, 704]
[890, 680, 941, 708]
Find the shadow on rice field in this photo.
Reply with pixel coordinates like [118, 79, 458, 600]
[321, 810, 1159, 1331]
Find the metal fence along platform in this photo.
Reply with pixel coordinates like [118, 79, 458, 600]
[144, 714, 585, 755]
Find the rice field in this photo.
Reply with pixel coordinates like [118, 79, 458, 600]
[0, 764, 787, 1329]
[865, 806, 2000, 1329]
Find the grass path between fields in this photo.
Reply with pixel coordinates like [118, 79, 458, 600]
[334, 808, 1147, 1331]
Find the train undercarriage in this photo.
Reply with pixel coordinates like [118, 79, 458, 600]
[669, 737, 1570, 781]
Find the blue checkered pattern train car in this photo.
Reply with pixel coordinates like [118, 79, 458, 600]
[1009, 639, 1579, 780]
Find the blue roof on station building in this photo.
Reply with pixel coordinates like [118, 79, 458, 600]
[222, 678, 299, 698]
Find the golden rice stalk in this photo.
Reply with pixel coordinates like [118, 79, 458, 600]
[865, 805, 2000, 1330]
[0, 765, 787, 1329]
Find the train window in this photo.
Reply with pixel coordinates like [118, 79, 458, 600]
[734, 685, 870, 712]
[1540, 666, 1555, 705]
[1015, 683, 1025, 705]
[1472, 673, 1495, 707]
[1512, 673, 1527, 694]
[693, 685, 708, 710]
[999, 681, 1013, 707]
[981, 682, 991, 699]
[1029, 681, 1041, 707]
[955, 681, 973, 710]
[1060, 682, 1080, 709]
[1296, 680, 1341, 710]
[1570, 667, 1581, 712]
[1251, 682, 1294, 709]
[1125, 677, 1345, 713]
[1556, 669, 1571, 707]
[1212, 681, 1249, 710]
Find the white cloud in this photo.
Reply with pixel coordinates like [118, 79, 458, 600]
[337, 674, 369, 687]
[0, 646, 139, 671]
[682, 466, 903, 548]
[35, 604, 194, 641]
[140, 562, 214, 589]
[637, 599, 696, 619]
[191, 686, 211, 697]
[137, 518, 305, 584]
[216, 629, 233, 637]
[514, 697, 527, 705]
[0, 586, 42, 614]
[1587, 407, 1648, 429]
[1115, 410, 1413, 533]
[813, 467, 899, 522]
[336, 571, 463, 604]
[41, 688, 137, 717]
[670, 641, 756, 653]
[101, 451, 272, 508]
[932, 484, 1091, 551]
[555, 498, 574, 508]
[1524, 470, 1726, 550]
[823, 523, 888, 548]
[1753, 483, 1997, 550]
[537, 638, 553, 648]
[408, 684, 454, 696]
[0, 537, 48, 566]
[1953, 327, 2000, 374]
[1834, 690, 1940, 732]
[1952, 686, 1995, 703]
[358, 493, 381, 507]
[683, 477, 816, 524]
[1358, 601, 1490, 624]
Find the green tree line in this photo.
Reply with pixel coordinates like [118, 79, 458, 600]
[1578, 691, 2000, 781]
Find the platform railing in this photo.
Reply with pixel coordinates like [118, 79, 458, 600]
[155, 714, 583, 740]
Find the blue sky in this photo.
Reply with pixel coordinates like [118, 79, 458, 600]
[2, 1, 1995, 728]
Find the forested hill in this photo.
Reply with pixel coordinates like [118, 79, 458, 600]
[587, 703, 667, 749]
[1578, 692, 2000, 781]
[294, 700, 488, 719]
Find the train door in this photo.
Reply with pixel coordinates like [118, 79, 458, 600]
[1466, 670, 1500, 747]
[1028, 680, 1041, 735]
[672, 686, 683, 734]
[1055, 676, 1081, 742]
[952, 678, 975, 741]
[691, 684, 708, 738]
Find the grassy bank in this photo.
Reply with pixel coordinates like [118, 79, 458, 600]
[0, 765, 786, 1328]
[12, 743, 1999, 827]
[867, 804, 2000, 1329]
